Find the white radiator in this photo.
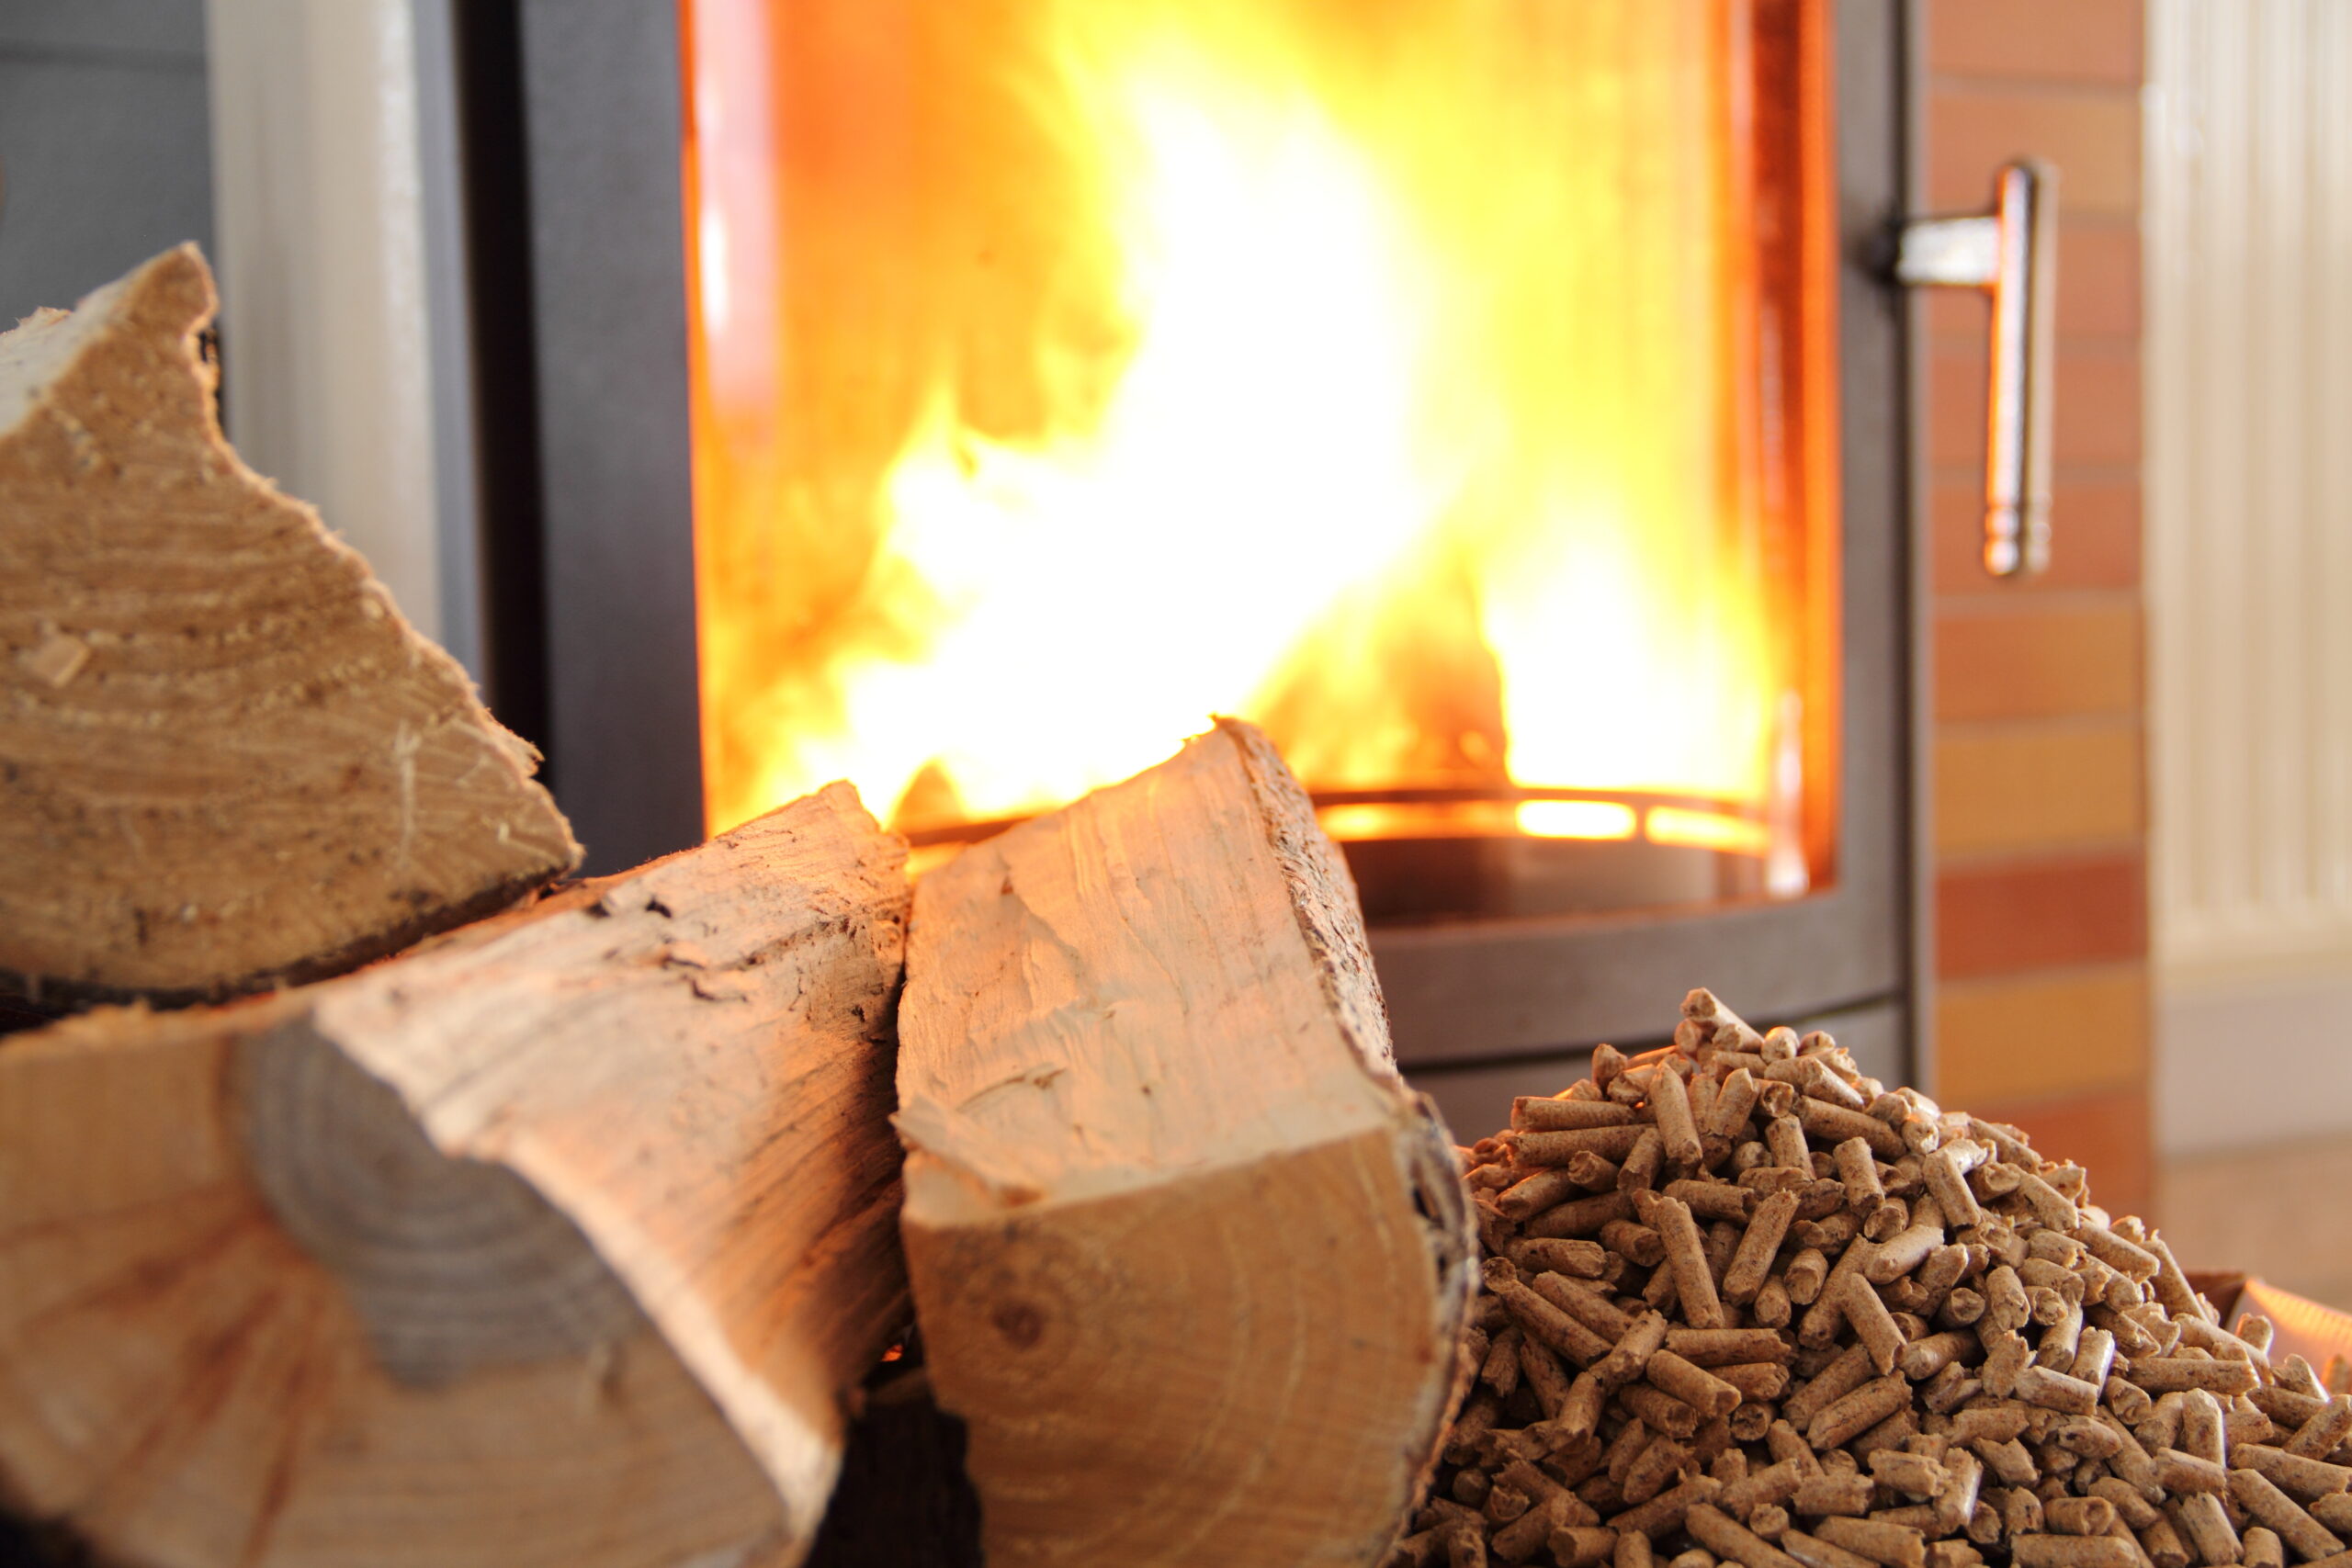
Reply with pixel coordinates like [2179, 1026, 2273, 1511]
[2148, 0, 2352, 987]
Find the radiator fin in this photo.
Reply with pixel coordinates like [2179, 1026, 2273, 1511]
[2148, 0, 2352, 982]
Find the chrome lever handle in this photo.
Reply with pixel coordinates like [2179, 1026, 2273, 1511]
[1898, 159, 2060, 577]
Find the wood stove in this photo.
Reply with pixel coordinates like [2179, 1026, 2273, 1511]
[454, 0, 1924, 1133]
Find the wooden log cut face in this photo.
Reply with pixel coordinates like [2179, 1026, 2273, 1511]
[895, 719, 1477, 1567]
[233, 1016, 646, 1384]
[0, 244, 580, 1005]
[0, 1000, 787, 1568]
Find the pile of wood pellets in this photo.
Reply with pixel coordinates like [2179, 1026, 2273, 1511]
[1394, 989, 2352, 1568]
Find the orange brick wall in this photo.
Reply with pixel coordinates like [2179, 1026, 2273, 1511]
[1919, 0, 2151, 1216]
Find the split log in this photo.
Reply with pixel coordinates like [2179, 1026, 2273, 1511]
[0, 783, 909, 1568]
[895, 718, 1477, 1566]
[0, 244, 578, 1006]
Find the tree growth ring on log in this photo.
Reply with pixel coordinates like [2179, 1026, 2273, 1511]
[0, 244, 580, 1007]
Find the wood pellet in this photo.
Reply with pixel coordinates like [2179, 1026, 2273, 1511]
[1398, 988, 2349, 1568]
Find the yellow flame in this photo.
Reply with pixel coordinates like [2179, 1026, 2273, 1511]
[766, 62, 1449, 829]
[684, 0, 1827, 860]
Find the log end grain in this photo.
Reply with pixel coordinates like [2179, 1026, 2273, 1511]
[0, 245, 580, 1005]
[909, 1124, 1468, 1562]
[896, 722, 1476, 1565]
[0, 1001, 787, 1568]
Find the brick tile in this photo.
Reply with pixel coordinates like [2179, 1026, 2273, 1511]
[1929, 87, 2140, 217]
[2051, 351, 2142, 469]
[1929, 344, 2141, 472]
[1925, 220, 2141, 344]
[1927, 0, 2143, 86]
[1927, 349, 1983, 470]
[1934, 721, 2141, 857]
[1936, 853, 2146, 980]
[1937, 965, 2147, 1106]
[1969, 1086, 2153, 1221]
[1929, 476, 2141, 595]
[1933, 602, 2140, 723]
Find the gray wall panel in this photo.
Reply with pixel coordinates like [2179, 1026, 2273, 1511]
[0, 1, 205, 58]
[0, 23, 210, 326]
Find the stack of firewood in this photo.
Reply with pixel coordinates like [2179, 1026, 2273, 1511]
[0, 251, 1470, 1567]
[3, 253, 919, 1568]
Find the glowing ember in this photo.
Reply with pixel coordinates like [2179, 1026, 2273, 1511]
[684, 0, 1836, 891]
[1516, 801, 1640, 842]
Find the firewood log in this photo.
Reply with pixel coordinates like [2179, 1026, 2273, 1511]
[0, 784, 909, 1568]
[894, 718, 1477, 1566]
[0, 244, 578, 1007]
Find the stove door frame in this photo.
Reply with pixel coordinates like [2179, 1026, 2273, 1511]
[488, 0, 1921, 1094]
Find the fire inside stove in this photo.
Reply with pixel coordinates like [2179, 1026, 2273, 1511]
[682, 0, 1838, 919]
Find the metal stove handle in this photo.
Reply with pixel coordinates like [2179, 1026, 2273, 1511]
[1897, 158, 2060, 578]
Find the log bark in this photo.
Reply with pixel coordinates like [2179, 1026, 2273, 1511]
[895, 719, 1476, 1566]
[0, 245, 578, 1006]
[0, 784, 910, 1568]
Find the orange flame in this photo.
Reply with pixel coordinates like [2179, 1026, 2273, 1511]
[684, 0, 1836, 885]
